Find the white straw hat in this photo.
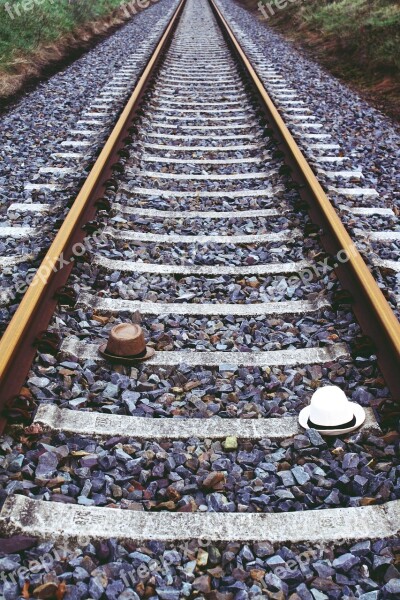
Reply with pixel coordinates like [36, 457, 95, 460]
[299, 385, 366, 436]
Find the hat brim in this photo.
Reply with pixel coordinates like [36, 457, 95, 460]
[298, 402, 366, 436]
[98, 344, 155, 365]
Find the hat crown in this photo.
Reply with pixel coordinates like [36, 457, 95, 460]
[106, 323, 146, 357]
[309, 386, 353, 427]
[113, 323, 140, 340]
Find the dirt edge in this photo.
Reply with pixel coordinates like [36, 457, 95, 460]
[235, 0, 400, 124]
[0, 6, 138, 108]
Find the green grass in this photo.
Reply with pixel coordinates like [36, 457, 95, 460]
[0, 0, 124, 70]
[258, 0, 400, 75]
[299, 0, 400, 73]
[252, 0, 400, 119]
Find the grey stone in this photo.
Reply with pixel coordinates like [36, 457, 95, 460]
[89, 577, 104, 600]
[266, 555, 286, 569]
[0, 556, 20, 572]
[342, 453, 360, 469]
[277, 470, 295, 487]
[291, 466, 310, 485]
[156, 589, 181, 600]
[306, 429, 326, 447]
[332, 553, 360, 572]
[253, 541, 274, 557]
[310, 591, 328, 600]
[2, 582, 19, 600]
[350, 540, 371, 556]
[264, 572, 287, 593]
[118, 591, 140, 600]
[383, 578, 400, 594]
[35, 451, 59, 479]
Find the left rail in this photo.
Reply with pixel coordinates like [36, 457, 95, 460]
[0, 0, 186, 432]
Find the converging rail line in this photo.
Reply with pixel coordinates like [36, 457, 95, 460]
[0, 0, 399, 576]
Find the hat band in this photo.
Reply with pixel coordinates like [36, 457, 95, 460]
[307, 415, 356, 431]
[124, 347, 147, 359]
[106, 346, 147, 359]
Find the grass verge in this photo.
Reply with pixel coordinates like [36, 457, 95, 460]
[239, 0, 400, 122]
[0, 0, 145, 101]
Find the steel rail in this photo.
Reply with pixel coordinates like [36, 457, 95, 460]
[0, 0, 186, 431]
[208, 0, 400, 400]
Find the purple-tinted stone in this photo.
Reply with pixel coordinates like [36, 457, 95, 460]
[35, 451, 59, 479]
[237, 450, 263, 465]
[253, 541, 274, 557]
[99, 455, 117, 470]
[325, 489, 341, 505]
[156, 589, 180, 600]
[383, 579, 400, 594]
[296, 583, 313, 600]
[0, 535, 37, 553]
[277, 470, 295, 487]
[350, 540, 371, 556]
[306, 429, 326, 447]
[73, 567, 89, 581]
[105, 580, 125, 600]
[332, 553, 360, 572]
[352, 474, 369, 495]
[88, 578, 104, 600]
[293, 435, 311, 450]
[373, 554, 393, 571]
[95, 541, 110, 560]
[80, 455, 98, 468]
[2, 582, 19, 600]
[313, 561, 335, 578]
[342, 453, 360, 469]
[358, 593, 379, 600]
[291, 466, 310, 485]
[264, 572, 287, 593]
[266, 555, 286, 569]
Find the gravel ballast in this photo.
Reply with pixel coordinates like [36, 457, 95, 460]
[0, 0, 399, 597]
[0, 520, 399, 599]
[214, 0, 400, 306]
[0, 0, 178, 331]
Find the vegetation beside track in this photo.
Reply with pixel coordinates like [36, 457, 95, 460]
[0, 0, 141, 100]
[239, 0, 400, 121]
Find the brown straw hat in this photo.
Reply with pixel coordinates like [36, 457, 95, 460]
[99, 323, 155, 365]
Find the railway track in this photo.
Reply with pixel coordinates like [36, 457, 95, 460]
[0, 0, 400, 596]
